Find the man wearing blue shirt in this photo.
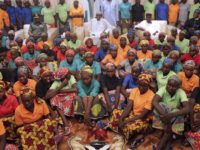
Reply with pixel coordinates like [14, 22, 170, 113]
[156, 0, 169, 20]
[15, 0, 24, 29]
[5, 0, 16, 26]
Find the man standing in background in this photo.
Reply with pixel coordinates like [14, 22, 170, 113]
[189, 0, 200, 19]
[178, 0, 189, 28]
[56, 0, 69, 33]
[131, 0, 144, 24]
[119, 0, 132, 33]
[101, 0, 119, 27]
[155, 0, 168, 21]
[144, 0, 155, 19]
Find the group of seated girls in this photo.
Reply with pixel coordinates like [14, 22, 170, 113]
[0, 28, 200, 150]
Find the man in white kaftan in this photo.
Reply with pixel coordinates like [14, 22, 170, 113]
[86, 12, 115, 45]
[100, 0, 119, 27]
[135, 13, 163, 39]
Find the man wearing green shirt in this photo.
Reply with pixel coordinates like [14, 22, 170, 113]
[189, 0, 200, 19]
[56, 0, 70, 33]
[144, 0, 156, 19]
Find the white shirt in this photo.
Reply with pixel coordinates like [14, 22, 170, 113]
[89, 18, 114, 37]
[135, 20, 161, 39]
[101, 0, 119, 26]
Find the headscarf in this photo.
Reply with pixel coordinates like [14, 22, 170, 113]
[127, 49, 137, 55]
[40, 66, 52, 77]
[27, 41, 35, 47]
[152, 49, 161, 57]
[81, 65, 93, 75]
[0, 81, 6, 91]
[105, 62, 115, 70]
[54, 67, 69, 80]
[132, 61, 143, 72]
[168, 50, 180, 58]
[10, 46, 20, 53]
[120, 35, 129, 44]
[20, 86, 35, 97]
[85, 38, 93, 44]
[36, 53, 48, 63]
[14, 57, 24, 64]
[168, 75, 181, 86]
[17, 66, 30, 75]
[140, 40, 149, 46]
[84, 51, 94, 58]
[65, 49, 75, 56]
[8, 30, 15, 35]
[15, 37, 23, 43]
[183, 60, 195, 68]
[138, 73, 152, 84]
[60, 41, 68, 48]
[163, 58, 173, 66]
[78, 45, 87, 51]
[109, 44, 118, 51]
[43, 41, 52, 49]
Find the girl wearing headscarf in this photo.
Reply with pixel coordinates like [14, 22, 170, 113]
[13, 66, 36, 97]
[118, 49, 138, 78]
[36, 67, 53, 103]
[109, 29, 121, 46]
[41, 41, 56, 61]
[168, 50, 183, 73]
[156, 58, 176, 89]
[85, 38, 98, 55]
[117, 36, 131, 60]
[23, 41, 40, 70]
[82, 52, 101, 80]
[127, 29, 138, 49]
[155, 32, 166, 49]
[14, 57, 25, 68]
[181, 45, 200, 65]
[75, 66, 105, 125]
[57, 41, 68, 63]
[152, 75, 189, 150]
[121, 61, 143, 100]
[178, 60, 199, 98]
[101, 45, 123, 70]
[0, 81, 19, 117]
[99, 63, 125, 115]
[15, 87, 50, 126]
[144, 49, 162, 72]
[68, 33, 81, 51]
[137, 40, 152, 64]
[33, 53, 54, 78]
[8, 46, 21, 69]
[108, 73, 155, 148]
[59, 49, 79, 76]
[161, 43, 172, 61]
[46, 67, 77, 121]
[143, 31, 154, 48]
[74, 45, 87, 66]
